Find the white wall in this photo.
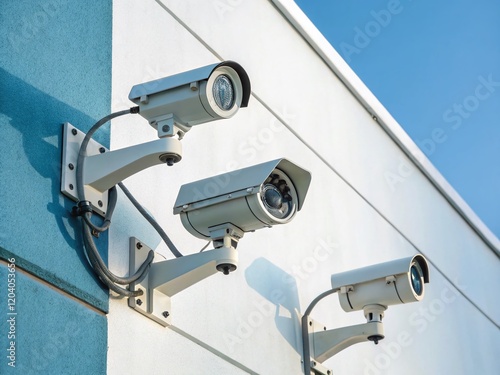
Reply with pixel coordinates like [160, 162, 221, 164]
[108, 1, 500, 374]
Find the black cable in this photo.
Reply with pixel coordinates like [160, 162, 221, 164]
[118, 182, 184, 258]
[74, 106, 186, 297]
[76, 108, 134, 233]
[74, 107, 155, 297]
[82, 224, 144, 297]
[82, 221, 153, 285]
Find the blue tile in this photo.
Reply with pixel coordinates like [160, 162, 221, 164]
[0, 264, 107, 374]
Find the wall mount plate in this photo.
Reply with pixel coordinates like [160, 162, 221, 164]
[61, 122, 109, 216]
[308, 318, 333, 375]
[128, 237, 172, 327]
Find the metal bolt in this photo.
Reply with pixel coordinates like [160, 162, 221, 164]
[71, 128, 77, 136]
[68, 163, 74, 170]
[324, 326, 326, 331]
[136, 242, 143, 250]
[162, 311, 170, 318]
[312, 361, 317, 367]
[98, 200, 103, 207]
[309, 321, 313, 326]
[162, 125, 170, 133]
[69, 184, 74, 190]
[136, 299, 143, 306]
[99, 147, 106, 153]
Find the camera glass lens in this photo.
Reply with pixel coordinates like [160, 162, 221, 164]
[264, 187, 283, 209]
[261, 184, 292, 219]
[213, 74, 235, 111]
[410, 263, 423, 296]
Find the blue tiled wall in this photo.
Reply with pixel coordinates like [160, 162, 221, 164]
[0, 1, 112, 373]
[0, 264, 107, 374]
[0, 0, 112, 310]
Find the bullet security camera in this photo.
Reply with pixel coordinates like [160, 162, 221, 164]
[331, 254, 430, 314]
[128, 61, 251, 137]
[302, 254, 430, 372]
[173, 158, 311, 242]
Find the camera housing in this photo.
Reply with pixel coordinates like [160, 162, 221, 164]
[331, 254, 430, 312]
[173, 158, 311, 241]
[128, 61, 251, 137]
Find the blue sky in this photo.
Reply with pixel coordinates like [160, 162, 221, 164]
[295, 0, 500, 239]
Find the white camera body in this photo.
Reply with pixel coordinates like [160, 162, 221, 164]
[331, 254, 430, 313]
[173, 158, 311, 240]
[128, 61, 251, 136]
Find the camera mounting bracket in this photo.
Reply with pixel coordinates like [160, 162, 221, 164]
[61, 123, 182, 216]
[128, 237, 238, 327]
[306, 316, 384, 374]
[61, 123, 109, 216]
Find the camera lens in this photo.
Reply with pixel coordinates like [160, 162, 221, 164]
[213, 74, 235, 111]
[264, 187, 283, 209]
[410, 263, 423, 296]
[261, 184, 292, 219]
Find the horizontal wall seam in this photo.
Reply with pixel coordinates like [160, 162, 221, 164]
[0, 252, 106, 315]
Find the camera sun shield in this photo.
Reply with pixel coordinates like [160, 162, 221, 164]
[173, 158, 311, 240]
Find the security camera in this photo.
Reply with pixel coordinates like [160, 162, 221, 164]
[331, 254, 430, 314]
[128, 61, 251, 137]
[302, 254, 430, 372]
[173, 158, 311, 242]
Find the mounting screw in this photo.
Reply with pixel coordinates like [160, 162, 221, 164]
[136, 299, 143, 306]
[162, 311, 170, 318]
[324, 326, 326, 331]
[69, 184, 74, 190]
[162, 125, 170, 133]
[312, 361, 317, 367]
[309, 321, 313, 326]
[68, 163, 74, 170]
[99, 147, 106, 154]
[136, 242, 143, 250]
[98, 200, 103, 207]
[71, 128, 77, 136]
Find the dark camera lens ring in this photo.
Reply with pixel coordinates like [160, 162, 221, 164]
[410, 263, 424, 296]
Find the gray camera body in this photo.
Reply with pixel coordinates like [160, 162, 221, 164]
[331, 254, 430, 312]
[129, 61, 251, 134]
[173, 158, 311, 240]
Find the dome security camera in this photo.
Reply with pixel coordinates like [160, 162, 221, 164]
[128, 61, 251, 137]
[173, 158, 311, 242]
[331, 254, 430, 315]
